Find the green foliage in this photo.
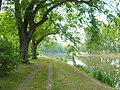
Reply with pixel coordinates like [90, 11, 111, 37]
[0, 37, 20, 76]
[0, 11, 19, 51]
[67, 45, 79, 56]
[84, 13, 104, 53]
[76, 65, 115, 87]
[0, 60, 35, 90]
[92, 70, 114, 87]
[3, 0, 120, 61]
[101, 19, 120, 53]
[0, 12, 20, 75]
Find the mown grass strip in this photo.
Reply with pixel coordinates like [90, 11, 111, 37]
[16, 59, 49, 90]
[0, 63, 35, 90]
[51, 59, 115, 90]
[0, 57, 115, 90]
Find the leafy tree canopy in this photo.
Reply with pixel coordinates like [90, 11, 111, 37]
[1, 0, 120, 62]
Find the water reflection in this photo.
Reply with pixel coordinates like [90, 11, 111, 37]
[77, 56, 120, 90]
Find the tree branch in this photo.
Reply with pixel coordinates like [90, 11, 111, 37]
[35, 30, 58, 47]
[29, 1, 64, 38]
[14, 0, 23, 33]
[30, 0, 95, 39]
[33, 0, 47, 15]
[35, 21, 58, 46]
[36, 37, 44, 46]
[35, 1, 67, 28]
[68, 0, 91, 4]
[35, 0, 93, 28]
[23, 0, 36, 33]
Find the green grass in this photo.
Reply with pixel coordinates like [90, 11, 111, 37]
[0, 63, 35, 90]
[52, 60, 114, 90]
[0, 57, 115, 90]
[16, 59, 49, 90]
[52, 61, 83, 90]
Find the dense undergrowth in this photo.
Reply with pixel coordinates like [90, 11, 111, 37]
[76, 65, 116, 88]
[0, 37, 20, 77]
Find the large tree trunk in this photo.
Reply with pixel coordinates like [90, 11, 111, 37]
[14, 0, 30, 63]
[19, 36, 30, 63]
[32, 45, 37, 59]
[31, 37, 44, 59]
[32, 38, 37, 59]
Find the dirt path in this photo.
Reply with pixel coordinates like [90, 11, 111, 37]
[16, 59, 54, 90]
[45, 63, 53, 90]
[14, 57, 114, 90]
[16, 64, 43, 90]
[16, 60, 47, 90]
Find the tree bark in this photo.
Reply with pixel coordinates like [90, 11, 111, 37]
[19, 33, 31, 63]
[31, 38, 37, 59]
[32, 45, 37, 59]
[20, 42, 29, 63]
[31, 37, 44, 59]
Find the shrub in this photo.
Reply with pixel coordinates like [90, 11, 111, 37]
[0, 37, 20, 77]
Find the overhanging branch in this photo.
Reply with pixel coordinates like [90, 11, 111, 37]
[29, 0, 96, 39]
[35, 0, 93, 28]
[33, 0, 47, 15]
[35, 1, 67, 28]
[36, 30, 58, 46]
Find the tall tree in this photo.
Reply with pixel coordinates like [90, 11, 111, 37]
[12, 0, 113, 63]
[13, 0, 94, 63]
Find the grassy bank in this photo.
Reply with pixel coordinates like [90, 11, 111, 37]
[0, 57, 115, 90]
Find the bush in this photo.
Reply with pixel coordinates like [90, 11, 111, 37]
[0, 37, 20, 77]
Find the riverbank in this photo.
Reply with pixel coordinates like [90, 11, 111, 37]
[79, 52, 120, 59]
[0, 57, 114, 90]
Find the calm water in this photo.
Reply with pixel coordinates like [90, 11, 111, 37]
[41, 53, 120, 89]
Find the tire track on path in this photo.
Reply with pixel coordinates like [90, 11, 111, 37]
[46, 62, 53, 90]
[16, 60, 47, 90]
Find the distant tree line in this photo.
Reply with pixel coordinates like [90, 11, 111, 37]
[40, 43, 67, 54]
